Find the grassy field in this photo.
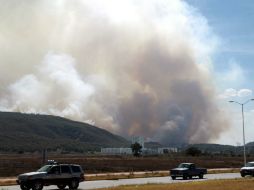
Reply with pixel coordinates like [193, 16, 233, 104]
[98, 179, 254, 190]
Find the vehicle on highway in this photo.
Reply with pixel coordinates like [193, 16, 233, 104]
[170, 163, 207, 180]
[16, 160, 85, 190]
[240, 161, 254, 177]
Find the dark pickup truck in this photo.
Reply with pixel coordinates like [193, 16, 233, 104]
[170, 163, 207, 180]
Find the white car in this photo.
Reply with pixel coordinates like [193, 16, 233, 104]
[240, 161, 254, 177]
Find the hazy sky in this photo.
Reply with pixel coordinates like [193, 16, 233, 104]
[187, 0, 254, 145]
[0, 0, 253, 146]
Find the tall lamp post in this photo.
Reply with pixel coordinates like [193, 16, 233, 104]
[229, 99, 254, 166]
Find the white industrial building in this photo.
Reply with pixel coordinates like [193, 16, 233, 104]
[132, 136, 145, 148]
[101, 136, 178, 155]
[158, 147, 178, 154]
[101, 147, 178, 155]
[101, 148, 132, 155]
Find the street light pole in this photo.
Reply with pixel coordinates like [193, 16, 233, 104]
[229, 99, 254, 166]
[241, 103, 246, 165]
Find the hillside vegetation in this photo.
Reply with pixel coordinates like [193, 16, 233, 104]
[0, 112, 129, 153]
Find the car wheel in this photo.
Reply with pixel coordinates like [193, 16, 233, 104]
[57, 184, 66, 189]
[199, 173, 204, 179]
[183, 174, 187, 180]
[171, 176, 176, 180]
[189, 175, 192, 179]
[69, 179, 79, 190]
[241, 173, 245, 177]
[20, 183, 31, 190]
[32, 180, 43, 190]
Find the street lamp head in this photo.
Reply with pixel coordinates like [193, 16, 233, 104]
[251, 98, 254, 101]
[229, 100, 234, 103]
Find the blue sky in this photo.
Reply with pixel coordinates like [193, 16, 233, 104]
[187, 0, 254, 145]
[187, 0, 254, 86]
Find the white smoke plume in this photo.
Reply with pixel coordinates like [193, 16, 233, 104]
[0, 0, 228, 144]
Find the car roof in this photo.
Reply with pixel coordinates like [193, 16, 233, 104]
[45, 164, 81, 166]
[180, 163, 194, 165]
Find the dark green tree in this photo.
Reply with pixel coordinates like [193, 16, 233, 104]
[131, 142, 142, 157]
[185, 147, 202, 156]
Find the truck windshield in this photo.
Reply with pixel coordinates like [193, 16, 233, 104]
[37, 165, 52, 172]
[178, 164, 190, 168]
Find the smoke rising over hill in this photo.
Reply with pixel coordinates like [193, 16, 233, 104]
[0, 0, 228, 144]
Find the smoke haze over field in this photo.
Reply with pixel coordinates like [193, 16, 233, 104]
[0, 0, 229, 144]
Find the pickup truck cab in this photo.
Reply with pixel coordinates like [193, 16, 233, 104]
[170, 163, 207, 180]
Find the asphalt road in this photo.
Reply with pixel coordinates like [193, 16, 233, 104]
[2, 173, 241, 190]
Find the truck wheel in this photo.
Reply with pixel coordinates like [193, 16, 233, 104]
[199, 173, 204, 179]
[183, 174, 187, 180]
[69, 179, 79, 190]
[20, 183, 31, 190]
[57, 185, 66, 190]
[171, 176, 176, 180]
[32, 180, 43, 190]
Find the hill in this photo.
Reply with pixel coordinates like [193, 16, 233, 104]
[186, 143, 254, 156]
[0, 112, 129, 153]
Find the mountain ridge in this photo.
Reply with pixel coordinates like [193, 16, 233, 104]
[0, 111, 129, 153]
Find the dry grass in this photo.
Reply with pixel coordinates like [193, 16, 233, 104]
[0, 153, 248, 176]
[98, 178, 254, 190]
[86, 171, 169, 181]
[208, 168, 239, 174]
[0, 178, 17, 186]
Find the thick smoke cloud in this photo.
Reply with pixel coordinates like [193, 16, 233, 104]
[0, 0, 228, 144]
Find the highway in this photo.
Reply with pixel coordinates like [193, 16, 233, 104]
[2, 173, 241, 190]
